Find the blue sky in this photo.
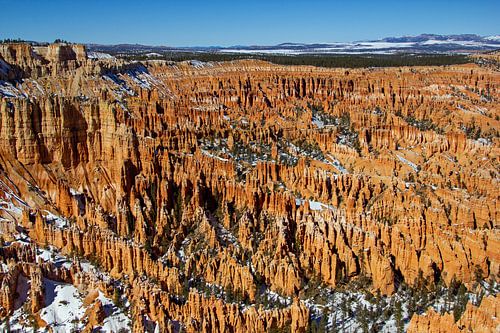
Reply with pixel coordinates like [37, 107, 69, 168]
[0, 0, 498, 46]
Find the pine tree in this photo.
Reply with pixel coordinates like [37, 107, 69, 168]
[488, 277, 495, 295]
[4, 316, 11, 333]
[453, 283, 468, 322]
[394, 301, 404, 333]
[113, 287, 124, 309]
[340, 294, 349, 330]
[318, 307, 328, 333]
[357, 305, 369, 333]
[330, 310, 338, 333]
[407, 295, 416, 318]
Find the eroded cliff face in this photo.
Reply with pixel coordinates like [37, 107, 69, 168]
[0, 43, 498, 332]
[408, 295, 499, 333]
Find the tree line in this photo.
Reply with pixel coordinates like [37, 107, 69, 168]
[118, 51, 471, 68]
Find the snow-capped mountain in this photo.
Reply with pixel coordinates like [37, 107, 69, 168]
[484, 35, 500, 42]
[218, 34, 500, 55]
[87, 34, 500, 56]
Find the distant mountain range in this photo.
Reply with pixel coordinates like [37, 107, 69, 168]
[87, 34, 500, 56]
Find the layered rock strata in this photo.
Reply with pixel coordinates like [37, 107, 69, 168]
[0, 43, 498, 332]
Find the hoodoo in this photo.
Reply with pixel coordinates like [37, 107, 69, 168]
[0, 40, 498, 332]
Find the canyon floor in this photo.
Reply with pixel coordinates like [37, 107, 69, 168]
[0, 43, 498, 332]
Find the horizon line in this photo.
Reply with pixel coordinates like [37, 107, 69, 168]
[2, 32, 499, 49]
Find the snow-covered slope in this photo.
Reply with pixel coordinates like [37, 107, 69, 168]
[87, 51, 114, 60]
[87, 34, 500, 56]
[219, 34, 500, 55]
[484, 35, 500, 42]
[0, 171, 133, 332]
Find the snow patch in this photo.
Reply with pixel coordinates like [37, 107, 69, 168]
[484, 35, 500, 41]
[0, 81, 26, 98]
[312, 117, 325, 129]
[69, 188, 82, 196]
[40, 279, 86, 333]
[396, 154, 419, 172]
[43, 210, 69, 228]
[0, 179, 29, 219]
[146, 52, 162, 57]
[201, 149, 229, 162]
[326, 154, 348, 174]
[97, 291, 132, 333]
[88, 51, 114, 60]
[296, 198, 335, 211]
[189, 60, 213, 68]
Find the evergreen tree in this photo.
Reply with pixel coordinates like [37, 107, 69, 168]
[340, 294, 349, 330]
[113, 287, 124, 309]
[407, 295, 416, 318]
[453, 283, 468, 322]
[317, 307, 328, 333]
[4, 316, 11, 333]
[394, 301, 404, 333]
[357, 305, 369, 333]
[330, 310, 338, 333]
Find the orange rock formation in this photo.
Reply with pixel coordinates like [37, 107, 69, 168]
[0, 43, 498, 332]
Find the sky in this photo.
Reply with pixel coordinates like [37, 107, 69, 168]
[0, 0, 498, 46]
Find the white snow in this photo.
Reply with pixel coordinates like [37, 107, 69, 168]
[40, 279, 86, 333]
[0, 81, 26, 98]
[219, 37, 500, 55]
[36, 246, 73, 269]
[102, 311, 131, 332]
[326, 154, 348, 174]
[189, 60, 213, 68]
[312, 117, 325, 129]
[221, 48, 302, 55]
[201, 149, 229, 162]
[0, 198, 23, 216]
[221, 42, 414, 55]
[37, 247, 54, 262]
[120, 65, 164, 91]
[310, 200, 337, 211]
[87, 51, 114, 60]
[263, 289, 292, 307]
[0, 179, 29, 220]
[69, 188, 82, 196]
[103, 74, 135, 97]
[418, 39, 500, 47]
[8, 265, 131, 332]
[97, 291, 131, 333]
[295, 198, 335, 211]
[352, 41, 414, 49]
[476, 138, 492, 146]
[0, 197, 132, 332]
[396, 154, 419, 172]
[484, 35, 500, 41]
[43, 210, 69, 228]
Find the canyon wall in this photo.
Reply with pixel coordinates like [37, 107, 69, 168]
[0, 43, 498, 332]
